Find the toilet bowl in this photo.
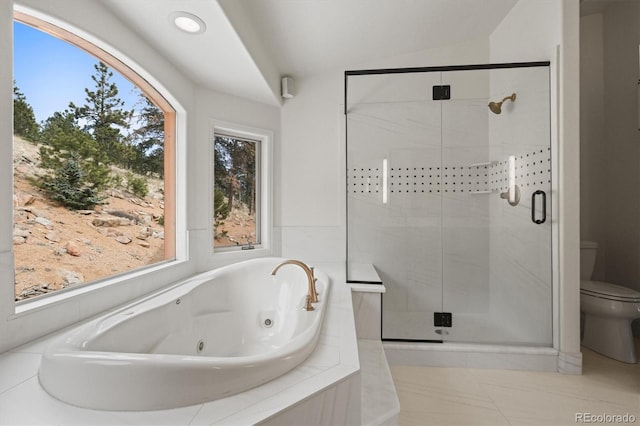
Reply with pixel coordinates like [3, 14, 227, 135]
[580, 241, 640, 363]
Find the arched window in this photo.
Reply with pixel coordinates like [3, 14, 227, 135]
[12, 12, 176, 303]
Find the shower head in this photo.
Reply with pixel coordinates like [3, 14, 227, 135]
[488, 93, 517, 114]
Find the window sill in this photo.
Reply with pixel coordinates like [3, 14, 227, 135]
[10, 259, 188, 320]
[209, 246, 273, 268]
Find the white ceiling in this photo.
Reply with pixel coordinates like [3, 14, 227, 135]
[102, 0, 519, 106]
[102, 0, 279, 105]
[225, 0, 518, 76]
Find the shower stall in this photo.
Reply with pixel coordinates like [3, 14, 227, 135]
[346, 62, 553, 347]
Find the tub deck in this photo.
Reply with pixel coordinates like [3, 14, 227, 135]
[0, 262, 362, 425]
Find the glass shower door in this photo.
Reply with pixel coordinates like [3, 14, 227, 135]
[346, 71, 445, 341]
[439, 66, 552, 345]
[346, 63, 552, 347]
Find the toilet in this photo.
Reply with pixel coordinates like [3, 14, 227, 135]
[580, 241, 640, 363]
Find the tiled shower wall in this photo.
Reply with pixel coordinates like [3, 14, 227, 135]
[349, 154, 550, 197]
[488, 66, 553, 346]
[347, 66, 552, 345]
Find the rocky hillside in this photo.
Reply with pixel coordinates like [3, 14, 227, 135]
[13, 136, 166, 301]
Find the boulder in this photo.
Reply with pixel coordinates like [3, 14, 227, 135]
[35, 217, 52, 227]
[45, 232, 61, 243]
[13, 191, 35, 207]
[57, 269, 84, 286]
[115, 235, 132, 245]
[66, 241, 81, 256]
[13, 228, 30, 238]
[106, 229, 122, 238]
[30, 208, 50, 219]
[92, 216, 130, 227]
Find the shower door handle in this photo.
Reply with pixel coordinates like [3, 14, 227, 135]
[531, 190, 546, 224]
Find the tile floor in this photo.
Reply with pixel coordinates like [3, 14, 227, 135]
[391, 340, 640, 426]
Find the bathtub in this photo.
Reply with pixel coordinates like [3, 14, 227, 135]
[38, 257, 331, 411]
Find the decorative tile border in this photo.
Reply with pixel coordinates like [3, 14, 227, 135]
[348, 148, 550, 197]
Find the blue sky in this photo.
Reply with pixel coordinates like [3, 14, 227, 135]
[13, 21, 139, 124]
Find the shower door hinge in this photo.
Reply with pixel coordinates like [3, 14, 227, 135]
[432, 85, 451, 100]
[434, 312, 452, 327]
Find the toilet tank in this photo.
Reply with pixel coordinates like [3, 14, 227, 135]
[580, 240, 598, 280]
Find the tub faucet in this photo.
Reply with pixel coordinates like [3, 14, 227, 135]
[271, 260, 318, 305]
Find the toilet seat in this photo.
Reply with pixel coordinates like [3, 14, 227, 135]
[580, 280, 640, 303]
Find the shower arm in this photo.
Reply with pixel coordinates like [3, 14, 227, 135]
[488, 93, 517, 115]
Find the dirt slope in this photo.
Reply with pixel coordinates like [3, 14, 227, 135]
[12, 136, 165, 301]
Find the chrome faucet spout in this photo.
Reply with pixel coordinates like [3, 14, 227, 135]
[271, 259, 318, 304]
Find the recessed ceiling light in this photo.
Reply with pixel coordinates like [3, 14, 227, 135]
[169, 11, 206, 34]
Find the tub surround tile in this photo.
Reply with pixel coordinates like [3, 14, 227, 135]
[5, 299, 81, 354]
[0, 352, 41, 395]
[347, 263, 383, 284]
[9, 337, 51, 354]
[9, 315, 100, 355]
[0, 262, 360, 425]
[300, 335, 341, 369]
[188, 365, 359, 426]
[351, 291, 382, 340]
[239, 373, 359, 426]
[258, 388, 336, 426]
[0, 377, 202, 426]
[358, 340, 400, 426]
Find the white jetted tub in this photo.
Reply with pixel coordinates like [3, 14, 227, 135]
[38, 258, 331, 411]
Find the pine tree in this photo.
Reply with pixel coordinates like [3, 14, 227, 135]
[69, 62, 132, 165]
[39, 110, 111, 192]
[13, 82, 39, 141]
[42, 153, 104, 210]
[214, 136, 256, 214]
[213, 187, 229, 239]
[129, 92, 164, 176]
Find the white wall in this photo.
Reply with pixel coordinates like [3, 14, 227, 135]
[601, 2, 640, 292]
[0, 0, 14, 353]
[491, 0, 581, 365]
[580, 13, 607, 281]
[278, 39, 490, 263]
[0, 0, 280, 353]
[193, 88, 281, 271]
[580, 2, 640, 337]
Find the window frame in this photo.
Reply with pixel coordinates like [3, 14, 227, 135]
[210, 121, 273, 260]
[11, 10, 187, 314]
[213, 132, 261, 251]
